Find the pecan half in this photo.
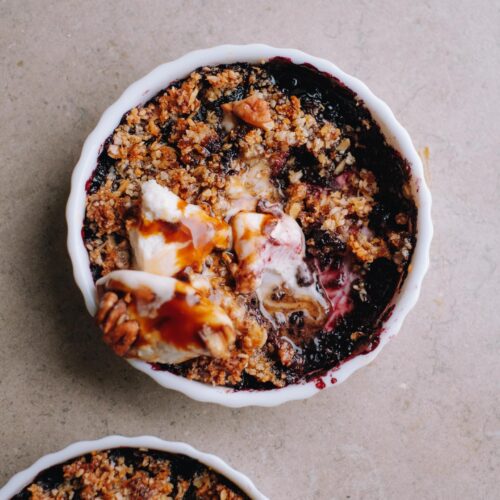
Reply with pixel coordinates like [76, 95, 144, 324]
[96, 291, 139, 356]
[104, 320, 139, 356]
[95, 291, 118, 324]
[222, 95, 274, 130]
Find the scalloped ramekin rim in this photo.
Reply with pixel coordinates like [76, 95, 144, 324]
[0, 435, 267, 499]
[66, 44, 432, 408]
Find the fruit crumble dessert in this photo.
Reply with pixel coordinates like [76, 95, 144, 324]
[13, 447, 248, 499]
[83, 59, 417, 389]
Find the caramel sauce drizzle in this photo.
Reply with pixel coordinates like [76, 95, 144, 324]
[105, 279, 217, 352]
[136, 206, 229, 272]
[141, 292, 207, 351]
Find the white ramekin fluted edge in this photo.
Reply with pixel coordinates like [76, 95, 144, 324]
[66, 44, 433, 408]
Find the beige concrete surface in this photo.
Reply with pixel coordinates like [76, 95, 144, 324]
[0, 0, 499, 498]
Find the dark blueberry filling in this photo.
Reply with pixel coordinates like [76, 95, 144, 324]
[86, 138, 116, 195]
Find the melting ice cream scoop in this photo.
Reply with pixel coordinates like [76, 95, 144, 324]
[96, 270, 235, 364]
[231, 209, 330, 333]
[128, 180, 230, 277]
[231, 210, 304, 293]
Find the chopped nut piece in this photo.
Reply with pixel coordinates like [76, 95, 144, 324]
[278, 339, 295, 367]
[350, 331, 365, 341]
[288, 201, 302, 219]
[95, 291, 118, 324]
[102, 298, 126, 335]
[396, 212, 409, 225]
[334, 158, 347, 175]
[95, 293, 138, 357]
[222, 95, 274, 129]
[337, 137, 351, 152]
[105, 320, 139, 356]
[288, 170, 303, 184]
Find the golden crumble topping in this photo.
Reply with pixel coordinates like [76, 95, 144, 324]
[15, 448, 248, 499]
[84, 60, 416, 388]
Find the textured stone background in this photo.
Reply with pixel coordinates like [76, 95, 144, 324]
[0, 1, 498, 498]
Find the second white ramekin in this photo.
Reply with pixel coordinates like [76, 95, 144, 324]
[0, 435, 267, 499]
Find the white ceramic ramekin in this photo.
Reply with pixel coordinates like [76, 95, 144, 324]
[66, 44, 432, 408]
[0, 435, 267, 499]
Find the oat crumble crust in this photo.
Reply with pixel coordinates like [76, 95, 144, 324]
[83, 59, 417, 389]
[14, 448, 248, 500]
